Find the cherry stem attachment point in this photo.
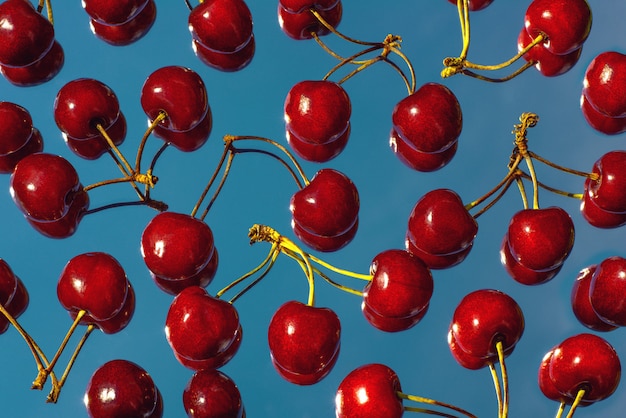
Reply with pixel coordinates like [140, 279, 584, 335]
[398, 391, 478, 418]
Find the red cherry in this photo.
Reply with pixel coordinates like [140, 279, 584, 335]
[26, 186, 89, 239]
[89, 0, 156, 46]
[391, 83, 462, 154]
[405, 235, 473, 270]
[280, 0, 339, 13]
[172, 324, 242, 371]
[0, 127, 43, 174]
[284, 80, 351, 162]
[140, 66, 209, 132]
[82, 0, 149, 25]
[290, 168, 360, 252]
[152, 105, 212, 152]
[335, 363, 403, 418]
[582, 51, 626, 118]
[54, 78, 121, 140]
[587, 151, 626, 214]
[446, 0, 494, 11]
[499, 234, 562, 286]
[524, 0, 592, 56]
[291, 218, 358, 253]
[0, 101, 33, 155]
[77, 282, 135, 334]
[580, 178, 626, 229]
[10, 152, 82, 222]
[448, 330, 494, 370]
[0, 0, 55, 67]
[589, 256, 626, 327]
[390, 128, 458, 172]
[570, 265, 618, 332]
[63, 112, 127, 160]
[0, 39, 63, 87]
[150, 248, 218, 295]
[57, 252, 130, 323]
[517, 27, 582, 77]
[183, 369, 245, 418]
[278, 2, 342, 40]
[141, 211, 216, 280]
[165, 286, 241, 369]
[580, 93, 626, 135]
[285, 124, 349, 163]
[191, 35, 255, 72]
[450, 289, 525, 359]
[84, 359, 162, 418]
[0, 259, 29, 334]
[406, 188, 478, 269]
[188, 0, 253, 54]
[549, 333, 621, 403]
[267, 300, 341, 385]
[361, 249, 433, 332]
[506, 206, 575, 272]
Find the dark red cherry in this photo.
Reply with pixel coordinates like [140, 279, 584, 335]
[0, 260, 28, 334]
[0, 39, 63, 87]
[291, 218, 358, 253]
[141, 211, 216, 280]
[165, 286, 241, 369]
[581, 178, 626, 229]
[549, 333, 621, 403]
[141, 66, 209, 132]
[405, 235, 473, 270]
[450, 289, 525, 359]
[26, 186, 89, 239]
[517, 27, 582, 77]
[0, 0, 55, 67]
[506, 206, 575, 272]
[183, 369, 245, 418]
[54, 78, 121, 140]
[587, 151, 626, 214]
[64, 112, 127, 160]
[84, 359, 162, 418]
[152, 105, 212, 152]
[524, 0, 592, 55]
[570, 265, 618, 332]
[150, 248, 218, 295]
[580, 94, 626, 135]
[278, 2, 342, 40]
[448, 330, 493, 370]
[0, 101, 33, 155]
[76, 282, 135, 334]
[89, 0, 156, 46]
[589, 256, 626, 327]
[191, 35, 255, 72]
[280, 0, 339, 13]
[10, 152, 81, 222]
[290, 168, 359, 252]
[500, 234, 562, 285]
[0, 127, 43, 174]
[285, 124, 349, 163]
[335, 363, 403, 418]
[82, 0, 149, 25]
[391, 83, 462, 154]
[390, 128, 458, 172]
[361, 249, 433, 332]
[582, 51, 626, 118]
[268, 300, 340, 385]
[172, 324, 242, 372]
[188, 0, 253, 54]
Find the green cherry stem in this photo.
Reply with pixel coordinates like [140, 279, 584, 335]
[398, 391, 478, 418]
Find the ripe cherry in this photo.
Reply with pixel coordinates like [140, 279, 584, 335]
[580, 94, 626, 135]
[517, 27, 582, 77]
[89, 0, 156, 46]
[390, 128, 458, 172]
[0, 40, 64, 87]
[588, 256, 626, 327]
[152, 106, 212, 152]
[82, 0, 150, 25]
[0, 127, 43, 174]
[63, 112, 127, 160]
[278, 1, 342, 40]
[580, 178, 626, 229]
[0, 101, 34, 156]
[586, 150, 626, 214]
[286, 125, 349, 163]
[0, 259, 29, 334]
[582, 51, 626, 118]
[150, 248, 218, 295]
[183, 369, 245, 418]
[570, 265, 618, 332]
[500, 234, 562, 286]
[26, 186, 89, 239]
[191, 35, 255, 72]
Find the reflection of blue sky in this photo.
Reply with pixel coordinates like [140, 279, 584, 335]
[2, 1, 626, 416]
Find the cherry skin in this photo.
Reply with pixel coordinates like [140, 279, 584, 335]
[152, 105, 212, 152]
[582, 51, 626, 118]
[150, 248, 218, 295]
[84, 359, 162, 418]
[580, 94, 626, 135]
[0, 127, 43, 174]
[291, 218, 358, 253]
[448, 330, 496, 370]
[506, 206, 575, 272]
[172, 324, 242, 372]
[524, 0, 592, 56]
[278, 1, 342, 40]
[285, 124, 349, 163]
[391, 82, 462, 154]
[405, 234, 473, 270]
[0, 260, 29, 334]
[589, 256, 626, 327]
[500, 234, 562, 286]
[141, 66, 209, 132]
[517, 27, 582, 77]
[580, 178, 626, 229]
[191, 35, 255, 72]
[141, 211, 216, 280]
[268, 300, 341, 385]
[587, 150, 626, 214]
[390, 128, 458, 172]
[0, 39, 64, 87]
[0, 0, 55, 67]
[549, 333, 621, 403]
[570, 265, 618, 332]
[26, 186, 89, 239]
[188, 0, 253, 54]
[183, 369, 245, 418]
[77, 282, 135, 334]
[290, 168, 359, 252]
[280, 0, 339, 13]
[54, 78, 121, 140]
[63, 112, 127, 160]
[361, 249, 433, 332]
[450, 289, 525, 359]
[82, 0, 150, 25]
[335, 363, 403, 418]
[165, 286, 241, 370]
[0, 101, 33, 156]
[89, 0, 156, 46]
[10, 152, 82, 222]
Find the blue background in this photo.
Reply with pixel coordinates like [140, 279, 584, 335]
[2, 1, 626, 417]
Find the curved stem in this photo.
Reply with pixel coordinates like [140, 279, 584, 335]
[517, 171, 583, 200]
[84, 198, 168, 216]
[528, 151, 597, 180]
[489, 362, 503, 418]
[465, 154, 522, 212]
[228, 248, 281, 305]
[305, 253, 371, 281]
[471, 174, 517, 219]
[398, 391, 478, 418]
[135, 110, 168, 175]
[451, 61, 535, 83]
[462, 33, 544, 72]
[310, 8, 380, 47]
[496, 341, 509, 418]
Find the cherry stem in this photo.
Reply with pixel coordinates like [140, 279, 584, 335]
[194, 145, 236, 220]
[512, 112, 540, 209]
[309, 8, 380, 47]
[564, 388, 586, 418]
[555, 403, 566, 418]
[496, 340, 509, 418]
[514, 177, 530, 210]
[134, 111, 168, 176]
[398, 391, 477, 418]
[37, 0, 53, 24]
[488, 362, 504, 418]
[465, 154, 522, 212]
[516, 171, 584, 200]
[528, 151, 597, 180]
[84, 198, 168, 215]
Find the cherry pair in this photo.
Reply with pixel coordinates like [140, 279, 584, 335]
[580, 151, 626, 228]
[0, 0, 63, 86]
[278, 0, 342, 40]
[183, 369, 245, 417]
[0, 102, 44, 174]
[188, 0, 255, 72]
[83, 0, 157, 46]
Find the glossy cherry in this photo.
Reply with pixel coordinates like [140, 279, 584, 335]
[335, 363, 403, 418]
[570, 265, 618, 332]
[500, 234, 562, 285]
[152, 106, 212, 152]
[448, 330, 497, 370]
[0, 101, 33, 156]
[84, 359, 163, 418]
[0, 259, 29, 334]
[63, 112, 127, 160]
[517, 27, 582, 77]
[188, 0, 253, 55]
[0, 127, 43, 174]
[0, 39, 64, 87]
[268, 300, 341, 385]
[582, 51, 626, 118]
[587, 150, 626, 214]
[278, 1, 342, 40]
[361, 249, 433, 332]
[286, 125, 349, 163]
[82, 0, 150, 25]
[183, 369, 245, 418]
[26, 186, 89, 239]
[191, 35, 255, 72]
[390, 128, 458, 172]
[89, 0, 156, 46]
[150, 248, 218, 296]
[588, 256, 626, 327]
[580, 94, 626, 135]
[580, 178, 626, 229]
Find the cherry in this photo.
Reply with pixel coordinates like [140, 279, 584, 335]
[389, 128, 458, 172]
[524, 0, 592, 56]
[188, 0, 254, 54]
[77, 282, 135, 334]
[391, 83, 462, 155]
[191, 35, 255, 72]
[140, 65, 209, 132]
[517, 27, 582, 77]
[0, 101, 33, 156]
[183, 369, 245, 418]
[588, 256, 626, 327]
[580, 94, 626, 136]
[165, 286, 241, 370]
[278, 1, 342, 40]
[280, 0, 339, 13]
[450, 289, 524, 359]
[150, 248, 218, 295]
[0, 127, 43, 174]
[82, 0, 150, 25]
[89, 0, 156, 46]
[548, 333, 621, 403]
[580, 178, 626, 229]
[54, 78, 121, 140]
[290, 168, 359, 252]
[152, 105, 212, 152]
[26, 186, 89, 239]
[506, 206, 575, 272]
[570, 265, 618, 332]
[10, 152, 83, 222]
[286, 124, 349, 163]
[172, 325, 242, 372]
[141, 211, 216, 280]
[361, 249, 433, 332]
[335, 363, 403, 418]
[500, 234, 562, 286]
[0, 0, 55, 67]
[0, 259, 29, 334]
[268, 300, 341, 385]
[84, 359, 162, 418]
[0, 39, 64, 87]
[447, 330, 501, 370]
[405, 188, 478, 269]
[291, 219, 358, 253]
[63, 112, 127, 160]
[582, 51, 626, 118]
[586, 150, 626, 214]
[284, 80, 351, 162]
